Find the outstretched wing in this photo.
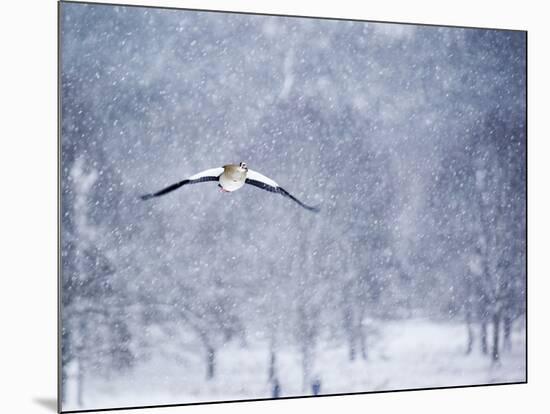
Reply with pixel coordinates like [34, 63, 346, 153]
[140, 167, 223, 200]
[245, 169, 320, 213]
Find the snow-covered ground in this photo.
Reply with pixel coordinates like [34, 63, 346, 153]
[64, 318, 526, 411]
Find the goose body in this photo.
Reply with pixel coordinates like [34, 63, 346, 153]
[141, 162, 319, 212]
[218, 164, 247, 192]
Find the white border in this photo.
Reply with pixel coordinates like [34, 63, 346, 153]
[1, 1, 547, 413]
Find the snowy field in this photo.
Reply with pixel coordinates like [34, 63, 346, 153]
[65, 319, 526, 411]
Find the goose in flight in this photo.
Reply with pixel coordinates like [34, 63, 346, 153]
[140, 162, 320, 212]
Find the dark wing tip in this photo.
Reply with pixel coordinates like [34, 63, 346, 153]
[307, 204, 321, 213]
[278, 187, 320, 213]
[298, 202, 321, 213]
[140, 194, 154, 201]
[245, 178, 320, 213]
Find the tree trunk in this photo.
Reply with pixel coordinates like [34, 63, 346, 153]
[301, 341, 311, 392]
[297, 303, 316, 393]
[492, 313, 500, 363]
[76, 357, 84, 407]
[357, 305, 368, 360]
[61, 331, 69, 405]
[76, 319, 86, 408]
[268, 348, 277, 381]
[344, 306, 356, 361]
[348, 334, 356, 361]
[60, 373, 66, 405]
[206, 345, 215, 380]
[359, 325, 368, 360]
[503, 315, 512, 351]
[480, 321, 488, 355]
[61, 363, 67, 405]
[465, 306, 474, 355]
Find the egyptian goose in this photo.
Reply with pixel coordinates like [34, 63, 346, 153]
[141, 162, 320, 212]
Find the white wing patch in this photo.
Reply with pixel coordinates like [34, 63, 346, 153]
[188, 167, 224, 180]
[247, 169, 279, 188]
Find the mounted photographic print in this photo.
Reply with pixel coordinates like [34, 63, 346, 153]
[59, 1, 527, 412]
